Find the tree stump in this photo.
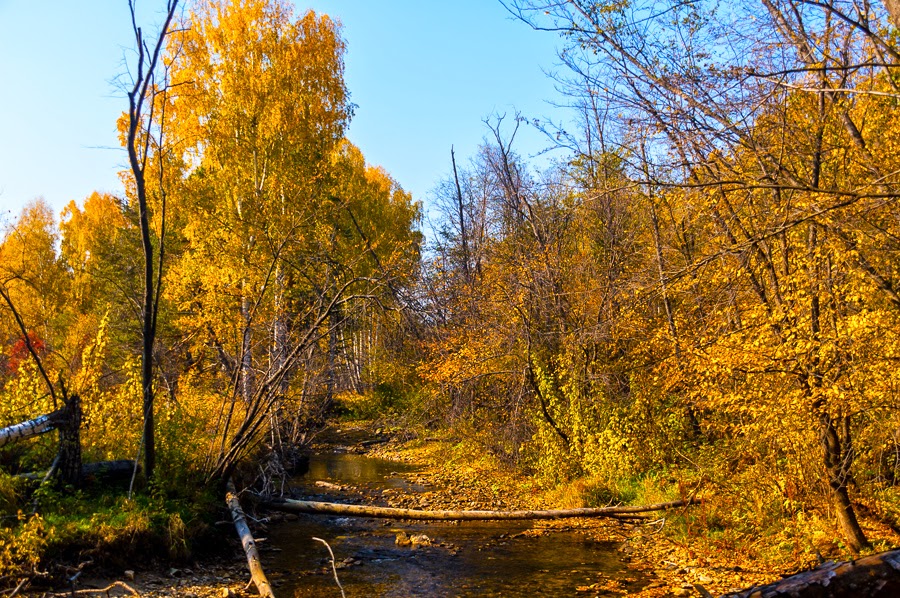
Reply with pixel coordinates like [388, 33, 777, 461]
[56, 394, 82, 488]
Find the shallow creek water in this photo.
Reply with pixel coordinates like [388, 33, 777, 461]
[264, 451, 640, 597]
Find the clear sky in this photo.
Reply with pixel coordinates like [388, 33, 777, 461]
[0, 0, 564, 224]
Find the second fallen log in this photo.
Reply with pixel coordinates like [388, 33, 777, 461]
[226, 479, 275, 598]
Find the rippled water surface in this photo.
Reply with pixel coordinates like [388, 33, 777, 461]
[265, 452, 638, 597]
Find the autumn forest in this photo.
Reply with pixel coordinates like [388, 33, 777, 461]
[3, 0, 900, 595]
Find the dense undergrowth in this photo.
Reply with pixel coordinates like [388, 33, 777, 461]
[0, 460, 223, 580]
[336, 386, 900, 577]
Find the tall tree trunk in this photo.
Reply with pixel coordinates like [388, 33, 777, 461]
[886, 0, 900, 28]
[451, 146, 471, 282]
[241, 289, 254, 403]
[125, 0, 178, 482]
[326, 304, 341, 405]
[821, 412, 870, 552]
[272, 265, 289, 395]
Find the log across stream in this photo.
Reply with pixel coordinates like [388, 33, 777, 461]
[263, 496, 697, 521]
[260, 451, 651, 597]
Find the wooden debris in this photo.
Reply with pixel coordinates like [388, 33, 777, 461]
[226, 479, 275, 598]
[20, 460, 137, 483]
[0, 410, 65, 448]
[726, 549, 900, 597]
[262, 497, 700, 521]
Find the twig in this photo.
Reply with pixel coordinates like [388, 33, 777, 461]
[8, 578, 28, 597]
[127, 432, 145, 500]
[32, 453, 61, 514]
[46, 581, 139, 596]
[312, 537, 346, 598]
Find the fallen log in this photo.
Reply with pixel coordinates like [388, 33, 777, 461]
[19, 460, 137, 483]
[261, 497, 700, 521]
[0, 410, 65, 448]
[725, 549, 900, 597]
[226, 479, 275, 598]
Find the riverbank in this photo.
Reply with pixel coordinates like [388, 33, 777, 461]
[356, 423, 776, 597]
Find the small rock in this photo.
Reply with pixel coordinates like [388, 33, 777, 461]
[316, 480, 343, 491]
[222, 588, 237, 598]
[410, 534, 432, 547]
[395, 531, 411, 546]
[672, 589, 692, 597]
[168, 567, 181, 577]
[285, 513, 299, 522]
[123, 570, 135, 581]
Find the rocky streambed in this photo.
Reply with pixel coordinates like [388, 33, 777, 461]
[39, 425, 776, 597]
[263, 450, 644, 597]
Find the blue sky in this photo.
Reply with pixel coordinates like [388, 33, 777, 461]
[0, 1, 564, 223]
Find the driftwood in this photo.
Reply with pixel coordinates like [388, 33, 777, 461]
[262, 497, 699, 521]
[726, 549, 900, 597]
[226, 479, 275, 598]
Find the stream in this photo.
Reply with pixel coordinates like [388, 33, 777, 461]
[264, 450, 643, 597]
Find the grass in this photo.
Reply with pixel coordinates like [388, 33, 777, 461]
[0, 473, 226, 580]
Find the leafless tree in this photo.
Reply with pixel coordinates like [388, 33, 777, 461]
[124, 0, 179, 482]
